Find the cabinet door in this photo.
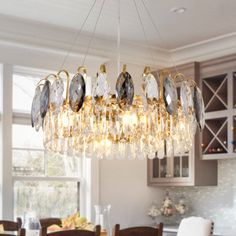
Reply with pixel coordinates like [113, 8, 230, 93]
[147, 152, 193, 186]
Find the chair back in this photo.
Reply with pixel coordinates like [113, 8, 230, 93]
[0, 218, 25, 236]
[40, 225, 101, 236]
[114, 223, 163, 236]
[177, 217, 214, 236]
[39, 218, 62, 229]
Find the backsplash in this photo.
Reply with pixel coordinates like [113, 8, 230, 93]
[161, 159, 236, 228]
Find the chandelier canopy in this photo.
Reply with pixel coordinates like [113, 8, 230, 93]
[31, 0, 205, 160]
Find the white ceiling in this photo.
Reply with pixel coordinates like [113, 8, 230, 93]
[0, 0, 236, 50]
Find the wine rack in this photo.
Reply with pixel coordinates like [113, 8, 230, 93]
[201, 71, 236, 160]
[202, 117, 228, 155]
[202, 74, 227, 112]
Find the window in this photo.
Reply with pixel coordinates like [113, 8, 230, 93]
[13, 74, 40, 113]
[12, 73, 81, 226]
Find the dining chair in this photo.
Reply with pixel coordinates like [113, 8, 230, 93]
[40, 225, 101, 236]
[39, 218, 62, 229]
[0, 218, 25, 236]
[114, 223, 163, 236]
[177, 217, 214, 236]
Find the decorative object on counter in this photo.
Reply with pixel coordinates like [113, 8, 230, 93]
[147, 203, 161, 221]
[160, 192, 175, 217]
[48, 212, 94, 232]
[31, 0, 205, 160]
[94, 205, 111, 236]
[175, 195, 188, 215]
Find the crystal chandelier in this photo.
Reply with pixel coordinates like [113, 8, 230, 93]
[31, 0, 205, 160]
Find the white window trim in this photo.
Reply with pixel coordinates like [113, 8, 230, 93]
[0, 64, 13, 219]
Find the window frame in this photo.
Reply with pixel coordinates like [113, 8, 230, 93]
[12, 112, 81, 220]
[0, 65, 98, 222]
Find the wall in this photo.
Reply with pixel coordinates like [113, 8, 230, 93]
[99, 159, 162, 227]
[163, 159, 236, 228]
[99, 159, 236, 229]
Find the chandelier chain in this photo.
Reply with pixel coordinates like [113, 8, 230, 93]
[141, 0, 178, 74]
[133, 0, 156, 69]
[117, 0, 121, 76]
[82, 0, 106, 67]
[59, 0, 97, 70]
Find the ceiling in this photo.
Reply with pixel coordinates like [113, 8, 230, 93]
[0, 0, 236, 50]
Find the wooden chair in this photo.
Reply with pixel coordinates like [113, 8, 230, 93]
[114, 223, 163, 236]
[39, 218, 62, 229]
[40, 225, 101, 236]
[0, 218, 25, 236]
[177, 217, 214, 236]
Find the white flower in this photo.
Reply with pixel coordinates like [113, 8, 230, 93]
[148, 205, 160, 219]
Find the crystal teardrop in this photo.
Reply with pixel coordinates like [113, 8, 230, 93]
[93, 72, 110, 101]
[180, 81, 193, 116]
[116, 71, 134, 109]
[142, 73, 159, 102]
[69, 73, 86, 112]
[50, 77, 64, 112]
[163, 76, 178, 115]
[193, 86, 205, 131]
[40, 80, 51, 118]
[31, 86, 41, 129]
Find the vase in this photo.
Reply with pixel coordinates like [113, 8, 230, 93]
[94, 205, 111, 236]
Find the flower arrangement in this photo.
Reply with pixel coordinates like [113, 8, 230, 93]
[160, 192, 174, 217]
[48, 212, 94, 232]
[175, 196, 188, 215]
[148, 192, 188, 220]
[148, 204, 161, 220]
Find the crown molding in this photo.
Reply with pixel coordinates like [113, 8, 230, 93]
[0, 14, 235, 71]
[172, 32, 236, 65]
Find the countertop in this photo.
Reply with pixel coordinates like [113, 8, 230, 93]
[164, 225, 236, 236]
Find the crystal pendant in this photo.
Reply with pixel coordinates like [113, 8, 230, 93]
[93, 71, 110, 101]
[116, 69, 134, 110]
[50, 77, 64, 113]
[180, 81, 193, 116]
[163, 76, 178, 115]
[193, 86, 205, 131]
[31, 86, 42, 131]
[69, 73, 86, 112]
[142, 73, 159, 102]
[40, 80, 51, 118]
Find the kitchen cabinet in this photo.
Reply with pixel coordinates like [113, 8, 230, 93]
[201, 70, 236, 160]
[147, 141, 217, 186]
[148, 62, 217, 187]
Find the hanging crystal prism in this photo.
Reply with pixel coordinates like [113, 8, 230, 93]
[93, 65, 110, 102]
[193, 86, 205, 131]
[50, 77, 64, 113]
[40, 80, 51, 118]
[163, 76, 178, 115]
[116, 65, 134, 110]
[69, 73, 86, 112]
[31, 86, 43, 131]
[142, 71, 159, 103]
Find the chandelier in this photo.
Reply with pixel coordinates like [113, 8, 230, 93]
[31, 0, 205, 160]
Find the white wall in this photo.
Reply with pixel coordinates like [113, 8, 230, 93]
[99, 159, 162, 228]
